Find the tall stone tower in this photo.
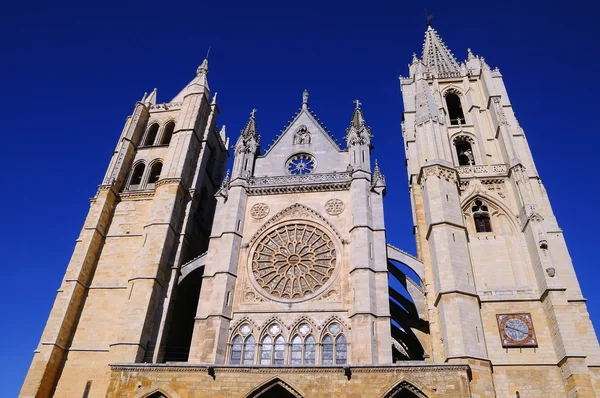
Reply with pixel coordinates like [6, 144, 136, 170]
[21, 59, 230, 397]
[399, 24, 600, 396]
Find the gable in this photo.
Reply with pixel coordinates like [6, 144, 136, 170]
[253, 109, 347, 177]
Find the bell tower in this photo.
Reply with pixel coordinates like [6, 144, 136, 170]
[21, 59, 230, 397]
[400, 25, 600, 396]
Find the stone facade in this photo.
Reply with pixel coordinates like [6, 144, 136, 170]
[20, 25, 600, 398]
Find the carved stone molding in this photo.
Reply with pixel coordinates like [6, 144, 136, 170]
[418, 165, 458, 185]
[324, 199, 345, 216]
[110, 363, 470, 374]
[250, 203, 270, 219]
[155, 177, 182, 188]
[248, 203, 344, 246]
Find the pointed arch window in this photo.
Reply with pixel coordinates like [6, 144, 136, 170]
[259, 323, 285, 365]
[290, 322, 316, 365]
[230, 323, 255, 364]
[128, 163, 145, 190]
[445, 92, 466, 125]
[147, 161, 162, 186]
[160, 121, 175, 145]
[144, 123, 160, 146]
[321, 322, 347, 365]
[454, 136, 475, 166]
[472, 199, 492, 233]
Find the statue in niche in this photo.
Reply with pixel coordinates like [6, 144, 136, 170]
[293, 125, 311, 145]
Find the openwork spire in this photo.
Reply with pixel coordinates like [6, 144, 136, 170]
[241, 109, 258, 138]
[345, 99, 372, 146]
[422, 26, 460, 77]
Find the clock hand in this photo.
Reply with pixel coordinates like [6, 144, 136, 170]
[505, 325, 528, 335]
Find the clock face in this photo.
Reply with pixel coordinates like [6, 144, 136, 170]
[497, 313, 537, 348]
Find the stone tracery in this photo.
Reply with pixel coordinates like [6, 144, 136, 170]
[252, 223, 336, 299]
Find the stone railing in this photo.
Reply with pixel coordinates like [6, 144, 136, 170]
[247, 171, 353, 195]
[248, 171, 352, 187]
[456, 164, 507, 176]
[149, 102, 182, 111]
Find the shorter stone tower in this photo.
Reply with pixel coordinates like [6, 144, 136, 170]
[21, 59, 229, 397]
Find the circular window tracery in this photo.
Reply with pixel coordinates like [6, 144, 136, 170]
[251, 223, 336, 300]
[286, 153, 315, 175]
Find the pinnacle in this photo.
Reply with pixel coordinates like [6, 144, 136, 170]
[197, 58, 209, 76]
[241, 109, 258, 138]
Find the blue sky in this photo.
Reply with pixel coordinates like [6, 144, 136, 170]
[2, 0, 599, 395]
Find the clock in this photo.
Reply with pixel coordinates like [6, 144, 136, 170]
[497, 313, 537, 348]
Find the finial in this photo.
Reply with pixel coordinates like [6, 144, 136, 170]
[425, 9, 434, 28]
[211, 92, 218, 105]
[197, 58, 209, 75]
[467, 48, 475, 60]
[206, 45, 211, 60]
[412, 52, 419, 63]
[250, 108, 257, 118]
[302, 89, 309, 108]
[353, 99, 362, 109]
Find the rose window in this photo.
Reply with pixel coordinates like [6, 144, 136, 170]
[286, 154, 315, 175]
[252, 223, 336, 299]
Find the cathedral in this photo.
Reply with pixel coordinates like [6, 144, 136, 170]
[21, 24, 600, 398]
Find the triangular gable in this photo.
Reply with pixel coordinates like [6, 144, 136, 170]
[261, 106, 341, 157]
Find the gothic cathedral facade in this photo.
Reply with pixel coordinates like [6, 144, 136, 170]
[21, 25, 600, 398]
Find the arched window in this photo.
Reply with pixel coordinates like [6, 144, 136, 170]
[129, 163, 145, 190]
[321, 321, 347, 365]
[290, 322, 316, 365]
[335, 335, 347, 364]
[230, 322, 254, 364]
[243, 335, 256, 364]
[230, 335, 243, 364]
[445, 92, 466, 125]
[160, 121, 175, 145]
[144, 123, 160, 146]
[472, 199, 492, 233]
[147, 162, 162, 185]
[455, 137, 474, 166]
[259, 323, 285, 365]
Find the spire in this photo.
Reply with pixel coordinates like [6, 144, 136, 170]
[371, 159, 386, 191]
[415, 78, 443, 125]
[170, 58, 210, 102]
[349, 99, 366, 129]
[422, 25, 460, 77]
[241, 109, 258, 138]
[346, 99, 372, 146]
[144, 88, 157, 106]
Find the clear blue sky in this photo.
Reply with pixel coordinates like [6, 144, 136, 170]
[2, 0, 599, 395]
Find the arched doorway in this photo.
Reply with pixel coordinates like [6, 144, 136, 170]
[246, 378, 303, 398]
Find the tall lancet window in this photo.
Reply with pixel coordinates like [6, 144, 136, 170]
[321, 321, 347, 365]
[290, 323, 316, 365]
[446, 92, 466, 125]
[230, 323, 255, 365]
[454, 137, 475, 166]
[472, 199, 492, 233]
[259, 323, 285, 365]
[128, 163, 145, 190]
[143, 123, 160, 146]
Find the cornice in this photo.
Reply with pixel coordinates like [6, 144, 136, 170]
[109, 363, 471, 374]
[417, 164, 458, 186]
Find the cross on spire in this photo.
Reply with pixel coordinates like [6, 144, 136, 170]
[353, 99, 362, 109]
[250, 108, 257, 118]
